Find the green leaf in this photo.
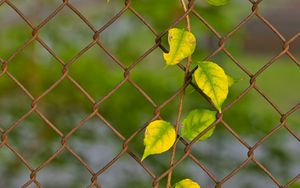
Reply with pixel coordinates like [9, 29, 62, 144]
[207, 0, 229, 6]
[194, 61, 229, 111]
[182, 109, 216, 142]
[174, 179, 201, 188]
[163, 28, 196, 66]
[142, 120, 176, 161]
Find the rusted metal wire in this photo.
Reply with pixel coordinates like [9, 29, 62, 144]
[0, 0, 299, 188]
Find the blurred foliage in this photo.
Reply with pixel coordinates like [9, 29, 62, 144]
[0, 0, 299, 188]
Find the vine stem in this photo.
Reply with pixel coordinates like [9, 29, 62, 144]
[166, 0, 193, 187]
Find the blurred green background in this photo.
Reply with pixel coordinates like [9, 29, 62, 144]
[0, 0, 299, 188]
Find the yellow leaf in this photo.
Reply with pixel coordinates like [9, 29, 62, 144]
[194, 61, 229, 112]
[142, 120, 176, 161]
[163, 28, 196, 66]
[174, 179, 201, 188]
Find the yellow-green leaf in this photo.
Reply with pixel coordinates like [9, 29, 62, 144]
[207, 0, 229, 6]
[142, 120, 176, 161]
[163, 28, 196, 66]
[194, 61, 229, 111]
[174, 179, 201, 188]
[182, 109, 216, 142]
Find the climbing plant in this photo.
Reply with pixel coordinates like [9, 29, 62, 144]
[141, 0, 232, 187]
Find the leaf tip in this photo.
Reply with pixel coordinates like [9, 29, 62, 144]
[141, 151, 149, 161]
[216, 105, 222, 113]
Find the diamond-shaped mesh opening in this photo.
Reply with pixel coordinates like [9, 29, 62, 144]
[243, 16, 284, 56]
[100, 11, 156, 65]
[67, 116, 124, 172]
[223, 89, 281, 145]
[225, 18, 285, 74]
[255, 128, 300, 184]
[98, 82, 155, 137]
[7, 112, 61, 168]
[68, 45, 124, 99]
[36, 149, 92, 188]
[6, 41, 62, 97]
[36, 78, 91, 134]
[256, 55, 300, 112]
[190, 122, 248, 179]
[130, 49, 184, 105]
[38, 7, 94, 61]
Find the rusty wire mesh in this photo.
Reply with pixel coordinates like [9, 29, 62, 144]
[0, 0, 299, 187]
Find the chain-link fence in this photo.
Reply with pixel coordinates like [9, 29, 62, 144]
[0, 0, 299, 187]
